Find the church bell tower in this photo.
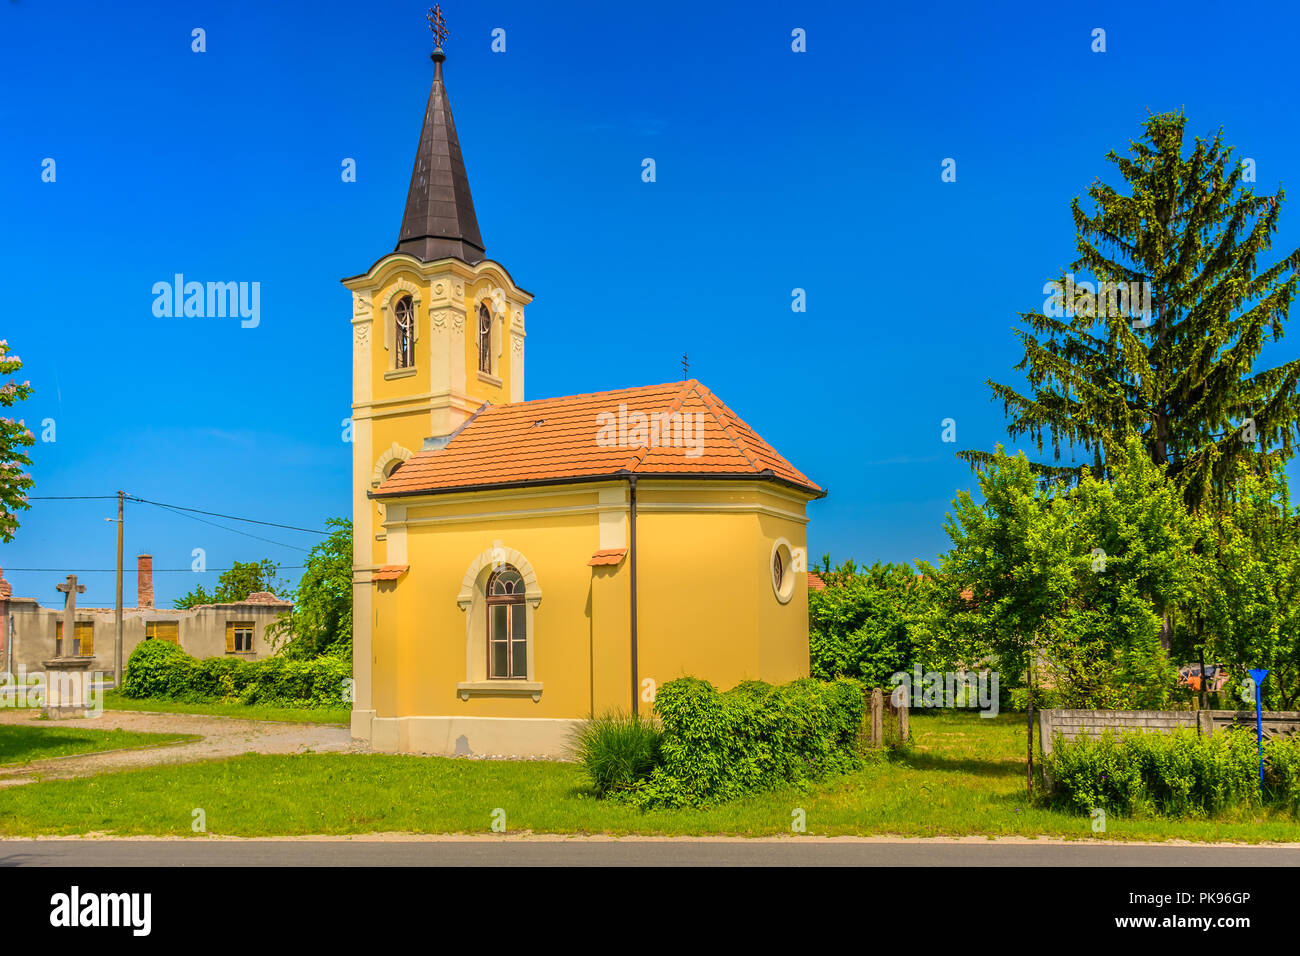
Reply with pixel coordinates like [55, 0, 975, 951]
[343, 5, 532, 739]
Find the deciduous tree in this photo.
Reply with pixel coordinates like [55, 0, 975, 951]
[0, 339, 35, 542]
[174, 558, 287, 609]
[267, 518, 352, 660]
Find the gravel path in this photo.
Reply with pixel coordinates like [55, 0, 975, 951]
[0, 709, 360, 787]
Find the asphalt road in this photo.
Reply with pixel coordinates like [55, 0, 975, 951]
[0, 839, 1296, 866]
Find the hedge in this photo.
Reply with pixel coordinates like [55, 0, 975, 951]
[1040, 727, 1300, 818]
[121, 639, 350, 709]
[625, 676, 865, 808]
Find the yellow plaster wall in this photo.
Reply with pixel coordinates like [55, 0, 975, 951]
[371, 480, 815, 723]
[374, 505, 601, 719]
[755, 512, 812, 681]
[632, 508, 761, 712]
[590, 563, 631, 716]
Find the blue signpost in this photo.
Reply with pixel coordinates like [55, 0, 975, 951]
[1248, 668, 1269, 790]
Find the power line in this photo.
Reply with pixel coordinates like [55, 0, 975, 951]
[1, 567, 305, 573]
[125, 496, 329, 535]
[25, 493, 332, 535]
[26, 496, 120, 500]
[141, 501, 313, 553]
[20, 492, 334, 553]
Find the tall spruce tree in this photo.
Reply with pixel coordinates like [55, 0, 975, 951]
[963, 111, 1300, 511]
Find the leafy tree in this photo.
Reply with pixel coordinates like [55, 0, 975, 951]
[174, 558, 287, 609]
[267, 518, 352, 660]
[1182, 467, 1300, 709]
[0, 339, 35, 542]
[1041, 439, 1193, 708]
[964, 111, 1300, 512]
[920, 446, 1073, 698]
[925, 439, 1193, 709]
[808, 559, 928, 686]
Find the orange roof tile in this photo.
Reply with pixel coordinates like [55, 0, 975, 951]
[375, 380, 823, 498]
[588, 549, 627, 566]
[373, 565, 409, 581]
[243, 590, 290, 604]
[807, 570, 826, 591]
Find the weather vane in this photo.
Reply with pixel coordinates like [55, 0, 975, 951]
[428, 5, 448, 51]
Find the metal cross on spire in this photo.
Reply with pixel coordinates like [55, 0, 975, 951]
[428, 5, 448, 51]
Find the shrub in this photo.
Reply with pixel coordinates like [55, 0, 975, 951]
[121, 642, 349, 709]
[187, 657, 248, 701]
[570, 711, 664, 796]
[1264, 733, 1300, 816]
[1040, 727, 1300, 818]
[120, 640, 195, 699]
[628, 676, 865, 808]
[238, 654, 350, 707]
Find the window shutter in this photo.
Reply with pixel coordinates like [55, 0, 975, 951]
[160, 622, 179, 645]
[225, 622, 236, 653]
[77, 622, 94, 656]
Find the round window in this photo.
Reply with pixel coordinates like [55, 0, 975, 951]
[770, 538, 796, 604]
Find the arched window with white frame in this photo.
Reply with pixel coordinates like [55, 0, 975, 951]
[486, 565, 526, 679]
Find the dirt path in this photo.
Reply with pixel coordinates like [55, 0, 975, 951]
[0, 709, 360, 787]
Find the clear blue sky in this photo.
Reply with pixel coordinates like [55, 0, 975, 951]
[3, 0, 1299, 607]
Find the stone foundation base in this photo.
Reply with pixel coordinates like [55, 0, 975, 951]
[42, 705, 92, 720]
[350, 708, 376, 741]
[364, 715, 583, 758]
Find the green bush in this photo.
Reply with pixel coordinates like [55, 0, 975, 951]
[1040, 727, 1300, 817]
[238, 655, 350, 707]
[121, 641, 349, 709]
[187, 656, 249, 701]
[627, 676, 865, 808]
[1267, 734, 1300, 816]
[570, 711, 664, 796]
[120, 639, 195, 699]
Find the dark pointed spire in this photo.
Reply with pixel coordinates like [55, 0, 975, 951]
[396, 6, 486, 264]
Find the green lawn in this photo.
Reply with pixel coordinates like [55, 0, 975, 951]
[101, 691, 349, 725]
[0, 724, 196, 767]
[0, 710, 1296, 840]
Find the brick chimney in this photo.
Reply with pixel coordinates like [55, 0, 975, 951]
[137, 554, 154, 609]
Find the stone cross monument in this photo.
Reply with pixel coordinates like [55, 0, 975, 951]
[45, 573, 94, 718]
[55, 574, 86, 656]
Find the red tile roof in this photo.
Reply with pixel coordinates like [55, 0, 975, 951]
[373, 565, 409, 581]
[243, 590, 290, 604]
[375, 380, 822, 498]
[807, 570, 826, 591]
[588, 549, 627, 566]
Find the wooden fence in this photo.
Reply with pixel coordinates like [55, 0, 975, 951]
[860, 687, 910, 749]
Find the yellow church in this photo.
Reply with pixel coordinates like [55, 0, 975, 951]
[344, 23, 824, 756]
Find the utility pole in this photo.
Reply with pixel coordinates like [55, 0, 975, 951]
[114, 490, 124, 688]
